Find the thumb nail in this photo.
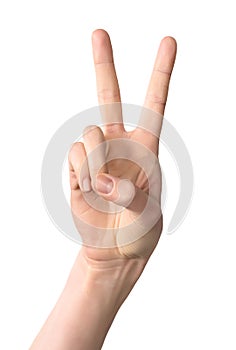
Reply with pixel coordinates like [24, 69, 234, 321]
[96, 174, 114, 194]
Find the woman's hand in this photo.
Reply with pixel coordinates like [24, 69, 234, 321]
[69, 29, 177, 262]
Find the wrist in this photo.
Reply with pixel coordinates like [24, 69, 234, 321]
[55, 250, 147, 349]
[67, 249, 147, 307]
[30, 250, 147, 350]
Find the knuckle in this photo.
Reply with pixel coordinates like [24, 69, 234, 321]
[146, 93, 166, 107]
[69, 142, 83, 153]
[68, 142, 83, 168]
[97, 88, 120, 103]
[83, 124, 100, 137]
[103, 122, 123, 134]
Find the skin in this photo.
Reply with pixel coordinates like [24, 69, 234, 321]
[30, 29, 177, 350]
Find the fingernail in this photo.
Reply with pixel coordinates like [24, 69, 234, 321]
[81, 177, 92, 192]
[96, 174, 114, 194]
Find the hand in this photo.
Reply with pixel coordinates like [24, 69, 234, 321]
[30, 30, 177, 350]
[69, 30, 177, 262]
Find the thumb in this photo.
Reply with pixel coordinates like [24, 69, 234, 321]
[95, 173, 144, 209]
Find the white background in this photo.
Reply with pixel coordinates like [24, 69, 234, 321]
[0, 0, 236, 349]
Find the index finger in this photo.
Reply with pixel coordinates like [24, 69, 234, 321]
[92, 29, 124, 132]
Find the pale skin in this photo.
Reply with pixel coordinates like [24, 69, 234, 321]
[30, 29, 177, 349]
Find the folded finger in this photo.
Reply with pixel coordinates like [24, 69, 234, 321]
[83, 125, 108, 189]
[68, 142, 92, 192]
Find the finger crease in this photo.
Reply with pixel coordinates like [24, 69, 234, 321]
[146, 93, 166, 106]
[153, 68, 171, 76]
[95, 61, 114, 66]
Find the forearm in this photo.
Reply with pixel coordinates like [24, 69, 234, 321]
[30, 249, 146, 350]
